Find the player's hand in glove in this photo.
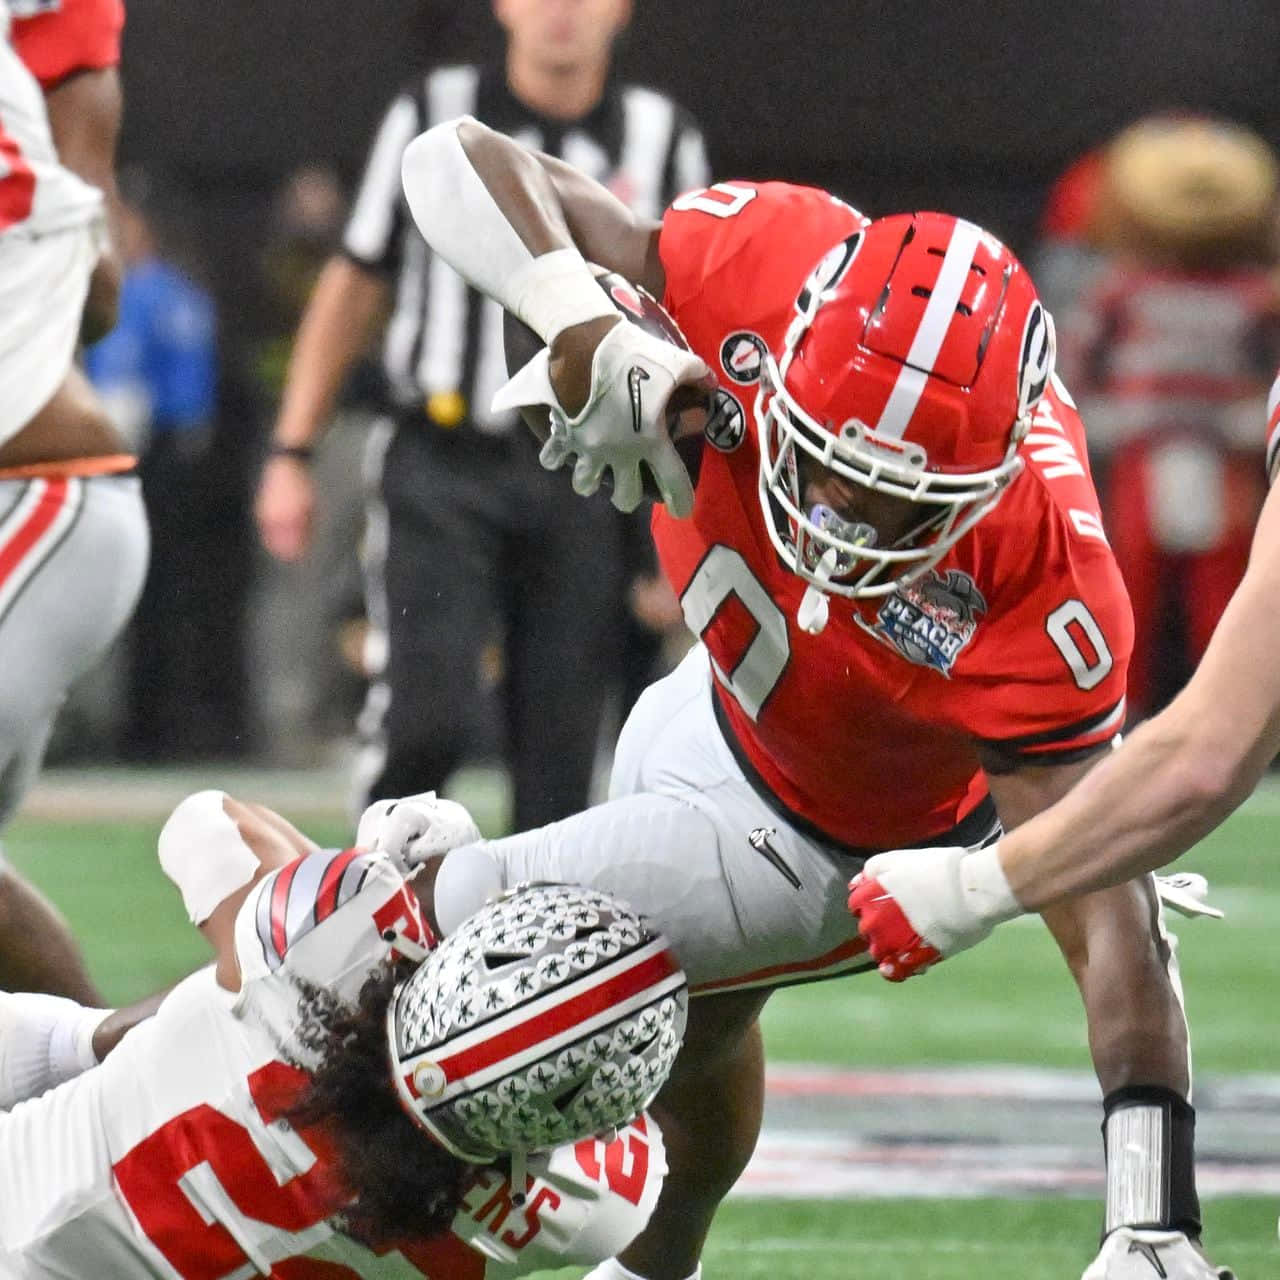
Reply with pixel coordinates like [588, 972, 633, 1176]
[355, 791, 482, 874]
[1081, 1227, 1236, 1280]
[492, 315, 714, 517]
[847, 842, 1023, 981]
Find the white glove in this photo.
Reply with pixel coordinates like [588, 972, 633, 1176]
[855, 842, 1023, 960]
[1081, 1227, 1233, 1280]
[355, 791, 482, 873]
[1154, 871, 1224, 920]
[492, 320, 712, 516]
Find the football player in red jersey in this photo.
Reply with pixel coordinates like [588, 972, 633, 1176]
[394, 118, 1230, 1280]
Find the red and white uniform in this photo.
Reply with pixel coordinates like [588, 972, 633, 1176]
[0, 0, 104, 238]
[8, 0, 123, 90]
[0, 873, 665, 1278]
[470, 184, 1133, 992]
[0, 0, 145, 848]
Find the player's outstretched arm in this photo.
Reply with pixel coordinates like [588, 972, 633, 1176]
[851, 478, 1280, 975]
[400, 118, 711, 515]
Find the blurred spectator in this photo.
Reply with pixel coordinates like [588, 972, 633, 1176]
[1030, 149, 1113, 321]
[1058, 115, 1280, 717]
[85, 171, 219, 760]
[256, 0, 709, 828]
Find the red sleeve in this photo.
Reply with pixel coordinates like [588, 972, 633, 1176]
[959, 382, 1134, 768]
[10, 0, 124, 90]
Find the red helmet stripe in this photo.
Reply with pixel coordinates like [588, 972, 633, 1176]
[313, 847, 364, 927]
[268, 857, 302, 963]
[876, 219, 983, 439]
[428, 946, 681, 1089]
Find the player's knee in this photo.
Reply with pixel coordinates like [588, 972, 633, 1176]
[157, 790, 261, 925]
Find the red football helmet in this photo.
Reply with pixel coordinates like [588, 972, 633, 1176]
[756, 211, 1055, 610]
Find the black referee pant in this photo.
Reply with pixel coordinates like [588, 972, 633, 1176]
[360, 416, 628, 831]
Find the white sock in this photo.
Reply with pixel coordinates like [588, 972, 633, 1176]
[0, 992, 112, 1109]
[581, 1262, 701, 1280]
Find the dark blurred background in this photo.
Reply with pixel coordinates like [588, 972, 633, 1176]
[118, 0, 1280, 257]
[63, 0, 1280, 773]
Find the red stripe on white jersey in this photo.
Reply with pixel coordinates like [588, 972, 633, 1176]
[0, 477, 80, 620]
[875, 220, 983, 440]
[691, 935, 872, 995]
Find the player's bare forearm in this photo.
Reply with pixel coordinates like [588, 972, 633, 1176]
[274, 256, 386, 448]
[996, 482, 1280, 911]
[458, 119, 662, 294]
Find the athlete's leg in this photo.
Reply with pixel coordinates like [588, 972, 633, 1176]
[0, 860, 101, 1002]
[0, 467, 147, 999]
[620, 989, 768, 1280]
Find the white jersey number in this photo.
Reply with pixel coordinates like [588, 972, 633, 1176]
[680, 545, 789, 719]
[670, 182, 758, 219]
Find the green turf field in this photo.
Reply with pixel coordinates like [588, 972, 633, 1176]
[6, 772, 1278, 1278]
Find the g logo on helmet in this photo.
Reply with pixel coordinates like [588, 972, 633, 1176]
[1016, 300, 1056, 420]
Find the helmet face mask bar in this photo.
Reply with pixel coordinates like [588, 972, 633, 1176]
[753, 213, 1054, 617]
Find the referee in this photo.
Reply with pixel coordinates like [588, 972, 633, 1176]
[255, 0, 709, 828]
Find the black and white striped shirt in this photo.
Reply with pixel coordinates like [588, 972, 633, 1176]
[342, 63, 710, 433]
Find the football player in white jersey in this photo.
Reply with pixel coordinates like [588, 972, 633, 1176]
[0, 0, 148, 1004]
[0, 791, 684, 1279]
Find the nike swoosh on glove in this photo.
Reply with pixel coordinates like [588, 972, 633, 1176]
[355, 791, 482, 873]
[1080, 1227, 1236, 1280]
[847, 843, 1021, 981]
[492, 321, 712, 516]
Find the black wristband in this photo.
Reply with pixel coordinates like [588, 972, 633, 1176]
[270, 443, 315, 463]
[1101, 1084, 1201, 1240]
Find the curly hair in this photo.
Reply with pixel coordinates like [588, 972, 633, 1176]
[286, 960, 473, 1250]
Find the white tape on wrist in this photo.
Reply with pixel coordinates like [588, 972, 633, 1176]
[157, 790, 261, 925]
[508, 248, 619, 345]
[958, 842, 1022, 926]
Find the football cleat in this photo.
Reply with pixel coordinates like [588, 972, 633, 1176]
[1081, 1227, 1235, 1280]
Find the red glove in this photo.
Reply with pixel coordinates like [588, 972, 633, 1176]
[847, 875, 941, 981]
